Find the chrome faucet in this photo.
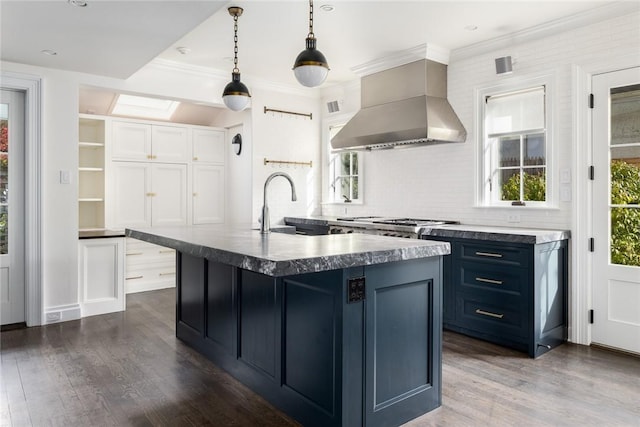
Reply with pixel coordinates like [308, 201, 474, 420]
[260, 172, 297, 234]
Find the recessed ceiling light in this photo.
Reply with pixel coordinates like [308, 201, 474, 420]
[68, 0, 88, 7]
[465, 25, 478, 31]
[320, 4, 334, 12]
[41, 49, 57, 56]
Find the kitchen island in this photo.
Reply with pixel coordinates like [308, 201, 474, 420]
[126, 225, 450, 427]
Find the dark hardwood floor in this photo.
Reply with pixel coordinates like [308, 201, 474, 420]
[2, 288, 639, 426]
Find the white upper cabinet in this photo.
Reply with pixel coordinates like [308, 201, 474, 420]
[192, 128, 225, 164]
[112, 121, 188, 163]
[152, 125, 189, 163]
[112, 121, 151, 161]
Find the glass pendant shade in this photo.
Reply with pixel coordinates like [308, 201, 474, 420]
[293, 37, 329, 87]
[222, 72, 250, 111]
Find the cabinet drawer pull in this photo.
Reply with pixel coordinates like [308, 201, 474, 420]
[126, 275, 143, 280]
[475, 309, 504, 319]
[126, 252, 143, 256]
[475, 251, 503, 258]
[159, 272, 175, 276]
[146, 192, 156, 197]
[159, 249, 174, 254]
[147, 154, 153, 159]
[193, 157, 198, 161]
[475, 277, 503, 285]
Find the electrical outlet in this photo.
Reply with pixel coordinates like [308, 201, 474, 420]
[46, 312, 61, 322]
[59, 170, 70, 184]
[507, 213, 521, 223]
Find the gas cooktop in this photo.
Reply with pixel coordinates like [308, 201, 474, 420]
[335, 216, 457, 226]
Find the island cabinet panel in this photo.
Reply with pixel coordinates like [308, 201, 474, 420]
[238, 270, 278, 378]
[282, 271, 343, 422]
[206, 261, 235, 354]
[365, 259, 441, 427]
[177, 253, 206, 335]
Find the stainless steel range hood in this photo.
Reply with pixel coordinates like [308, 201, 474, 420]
[331, 59, 466, 150]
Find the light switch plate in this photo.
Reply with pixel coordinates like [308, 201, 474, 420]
[560, 168, 571, 184]
[59, 170, 70, 184]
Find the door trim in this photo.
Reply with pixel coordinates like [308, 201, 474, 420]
[0, 72, 42, 326]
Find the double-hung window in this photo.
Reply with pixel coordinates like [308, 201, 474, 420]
[328, 123, 361, 203]
[480, 84, 549, 206]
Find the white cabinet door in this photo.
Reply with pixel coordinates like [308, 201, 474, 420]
[192, 129, 225, 163]
[78, 237, 125, 317]
[112, 121, 151, 161]
[192, 164, 225, 224]
[112, 162, 151, 228]
[152, 125, 189, 163]
[151, 163, 187, 226]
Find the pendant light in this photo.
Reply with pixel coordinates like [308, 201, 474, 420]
[222, 6, 251, 111]
[293, 0, 329, 87]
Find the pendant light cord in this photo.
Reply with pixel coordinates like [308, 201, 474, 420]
[233, 13, 240, 73]
[308, 0, 314, 38]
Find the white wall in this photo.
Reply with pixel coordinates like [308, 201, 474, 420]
[250, 86, 322, 228]
[0, 59, 319, 323]
[322, 11, 640, 231]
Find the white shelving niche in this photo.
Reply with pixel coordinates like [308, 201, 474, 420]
[78, 115, 107, 231]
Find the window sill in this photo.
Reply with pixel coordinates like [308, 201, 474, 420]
[473, 203, 561, 211]
[321, 200, 364, 206]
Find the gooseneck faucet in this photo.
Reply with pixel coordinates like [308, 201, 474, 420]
[260, 172, 297, 234]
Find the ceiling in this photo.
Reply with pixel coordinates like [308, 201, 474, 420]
[1, 1, 635, 88]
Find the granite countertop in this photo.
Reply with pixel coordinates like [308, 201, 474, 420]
[126, 225, 450, 277]
[422, 225, 570, 244]
[284, 216, 570, 244]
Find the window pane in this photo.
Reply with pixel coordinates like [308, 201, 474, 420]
[352, 177, 359, 200]
[611, 207, 640, 266]
[499, 137, 520, 167]
[611, 85, 640, 146]
[351, 152, 358, 175]
[524, 134, 545, 166]
[339, 177, 350, 200]
[340, 153, 351, 176]
[523, 168, 546, 201]
[610, 147, 640, 205]
[500, 169, 521, 201]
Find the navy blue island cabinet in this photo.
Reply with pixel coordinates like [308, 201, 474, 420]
[176, 254, 442, 427]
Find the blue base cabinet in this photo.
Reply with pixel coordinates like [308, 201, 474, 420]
[176, 254, 443, 427]
[426, 236, 568, 358]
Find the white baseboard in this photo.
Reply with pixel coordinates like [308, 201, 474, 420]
[44, 304, 81, 324]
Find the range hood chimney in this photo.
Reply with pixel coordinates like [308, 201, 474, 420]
[331, 59, 466, 150]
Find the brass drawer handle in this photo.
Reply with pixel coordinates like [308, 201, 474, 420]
[475, 277, 503, 285]
[126, 275, 143, 280]
[159, 272, 175, 276]
[159, 249, 174, 254]
[126, 252, 143, 256]
[146, 192, 156, 197]
[193, 156, 198, 161]
[475, 251, 503, 258]
[475, 309, 504, 319]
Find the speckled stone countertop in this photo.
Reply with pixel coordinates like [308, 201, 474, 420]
[284, 216, 570, 244]
[126, 225, 450, 277]
[422, 225, 570, 245]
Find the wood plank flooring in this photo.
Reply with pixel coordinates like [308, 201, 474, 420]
[2, 288, 639, 426]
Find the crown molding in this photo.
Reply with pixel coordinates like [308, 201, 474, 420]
[350, 44, 451, 77]
[451, 1, 639, 61]
[147, 58, 319, 98]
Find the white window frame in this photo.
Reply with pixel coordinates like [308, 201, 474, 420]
[476, 74, 556, 208]
[322, 115, 363, 204]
